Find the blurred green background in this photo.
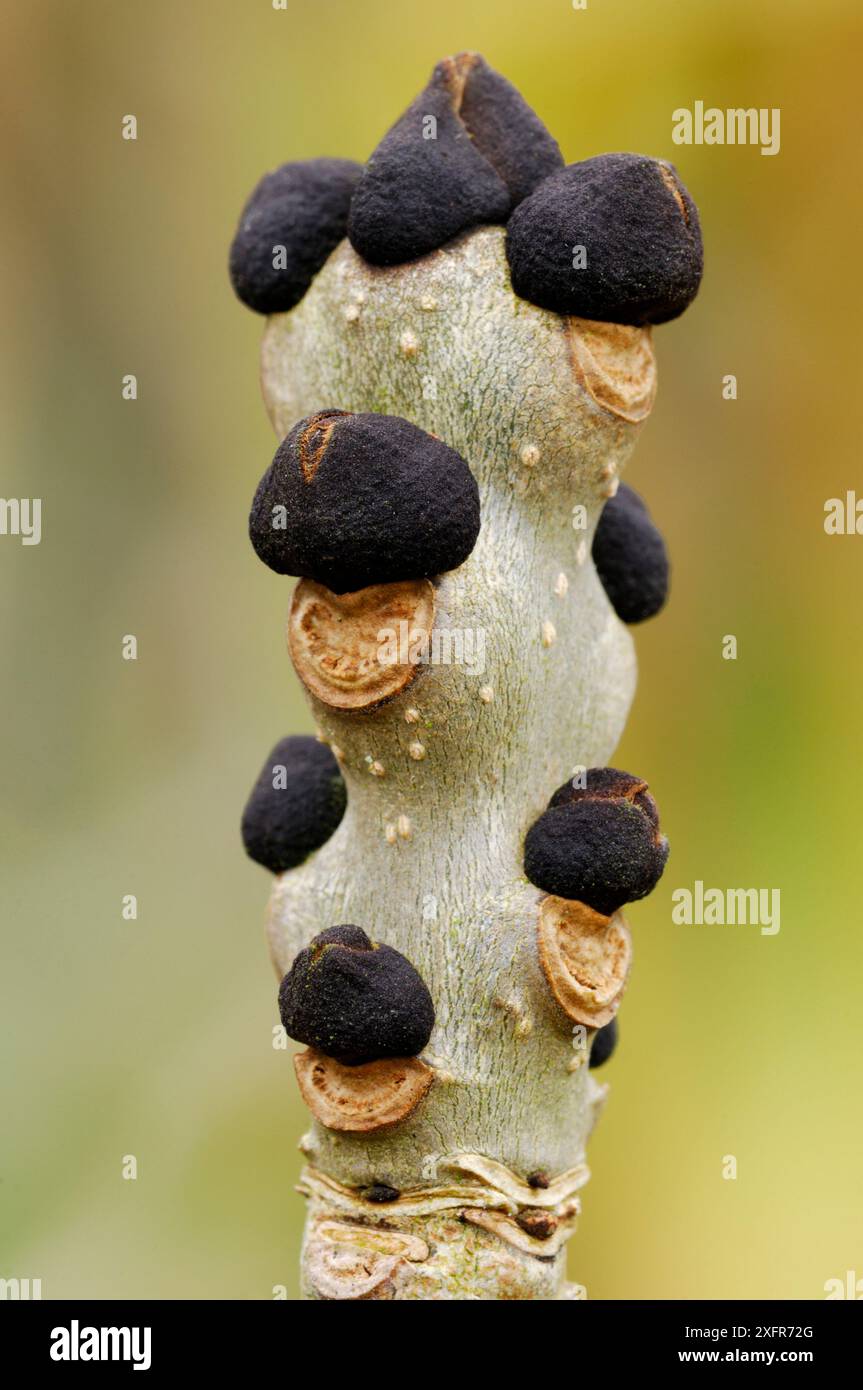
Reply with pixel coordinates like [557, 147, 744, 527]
[2, 0, 861, 1300]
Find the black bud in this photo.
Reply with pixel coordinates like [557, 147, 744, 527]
[249, 411, 480, 593]
[361, 1183, 401, 1203]
[348, 53, 562, 266]
[589, 1017, 618, 1069]
[524, 767, 669, 916]
[506, 153, 703, 325]
[241, 736, 346, 873]
[278, 926, 435, 1066]
[592, 484, 669, 623]
[229, 158, 362, 315]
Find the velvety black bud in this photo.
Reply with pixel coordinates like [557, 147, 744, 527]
[361, 1183, 401, 1203]
[278, 926, 435, 1066]
[592, 484, 669, 624]
[249, 411, 480, 593]
[241, 736, 346, 873]
[506, 153, 703, 325]
[348, 52, 562, 266]
[589, 1017, 618, 1069]
[524, 767, 668, 916]
[229, 158, 362, 315]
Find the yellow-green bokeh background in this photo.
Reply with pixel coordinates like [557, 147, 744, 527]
[2, 0, 861, 1299]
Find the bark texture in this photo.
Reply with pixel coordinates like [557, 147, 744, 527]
[259, 226, 657, 1299]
